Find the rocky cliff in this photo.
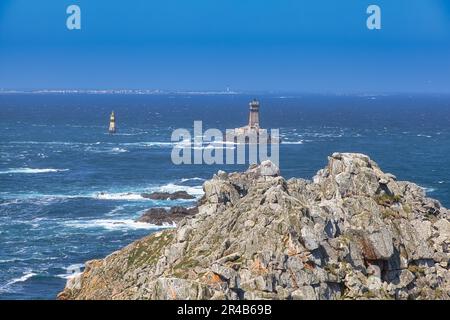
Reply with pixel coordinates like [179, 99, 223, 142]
[58, 153, 450, 300]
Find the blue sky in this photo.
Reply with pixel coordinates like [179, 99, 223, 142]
[0, 0, 449, 93]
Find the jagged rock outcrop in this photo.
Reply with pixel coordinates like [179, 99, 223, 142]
[58, 153, 450, 300]
[141, 191, 195, 200]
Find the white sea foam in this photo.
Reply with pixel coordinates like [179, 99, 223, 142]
[106, 205, 125, 216]
[282, 140, 304, 145]
[192, 144, 236, 150]
[122, 140, 238, 149]
[123, 141, 175, 148]
[56, 263, 85, 280]
[0, 258, 29, 263]
[155, 183, 204, 197]
[110, 147, 128, 153]
[64, 219, 174, 231]
[212, 140, 239, 146]
[0, 194, 81, 207]
[420, 186, 436, 194]
[0, 168, 69, 174]
[65, 263, 84, 272]
[84, 146, 129, 154]
[93, 182, 204, 202]
[0, 199, 22, 206]
[104, 132, 147, 136]
[1, 181, 204, 204]
[5, 272, 36, 287]
[180, 177, 205, 183]
[306, 132, 344, 138]
[92, 192, 146, 201]
[9, 141, 91, 146]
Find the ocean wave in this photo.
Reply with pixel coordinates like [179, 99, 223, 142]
[1, 181, 204, 205]
[419, 186, 436, 194]
[83, 146, 129, 154]
[9, 141, 92, 146]
[56, 264, 85, 280]
[63, 219, 174, 231]
[123, 141, 175, 148]
[174, 139, 239, 149]
[0, 258, 29, 264]
[282, 140, 304, 145]
[4, 271, 37, 287]
[191, 144, 236, 150]
[103, 132, 148, 136]
[417, 134, 432, 138]
[0, 168, 69, 174]
[105, 205, 126, 215]
[155, 183, 204, 197]
[180, 177, 205, 183]
[0, 195, 83, 209]
[92, 192, 146, 201]
[305, 132, 344, 138]
[110, 147, 128, 153]
[92, 183, 204, 201]
[0, 255, 58, 264]
[0, 198, 22, 206]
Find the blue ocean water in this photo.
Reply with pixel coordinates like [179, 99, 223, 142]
[0, 93, 449, 299]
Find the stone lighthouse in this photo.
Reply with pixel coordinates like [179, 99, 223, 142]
[109, 111, 116, 134]
[225, 99, 279, 144]
[248, 99, 260, 129]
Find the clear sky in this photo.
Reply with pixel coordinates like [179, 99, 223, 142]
[0, 0, 449, 93]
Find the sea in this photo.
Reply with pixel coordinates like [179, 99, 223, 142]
[0, 93, 449, 299]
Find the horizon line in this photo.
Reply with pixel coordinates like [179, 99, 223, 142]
[1, 89, 450, 96]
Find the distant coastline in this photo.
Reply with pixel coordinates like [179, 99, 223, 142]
[0, 89, 240, 95]
[1, 90, 449, 97]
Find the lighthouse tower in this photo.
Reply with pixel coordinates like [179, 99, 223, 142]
[109, 111, 116, 134]
[226, 99, 279, 144]
[248, 99, 260, 129]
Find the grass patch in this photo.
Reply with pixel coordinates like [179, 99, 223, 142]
[127, 231, 174, 268]
[407, 265, 426, 276]
[381, 208, 399, 219]
[172, 258, 200, 278]
[375, 194, 402, 206]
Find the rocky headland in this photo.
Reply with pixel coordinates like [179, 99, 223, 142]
[59, 153, 450, 300]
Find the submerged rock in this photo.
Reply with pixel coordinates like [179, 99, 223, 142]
[137, 206, 199, 226]
[141, 191, 195, 200]
[58, 153, 450, 300]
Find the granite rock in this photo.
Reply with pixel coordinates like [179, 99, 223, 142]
[59, 153, 450, 300]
